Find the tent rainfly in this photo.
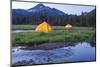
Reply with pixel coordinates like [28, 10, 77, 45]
[35, 22, 52, 32]
[65, 24, 72, 30]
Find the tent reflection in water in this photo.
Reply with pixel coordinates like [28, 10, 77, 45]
[35, 22, 52, 32]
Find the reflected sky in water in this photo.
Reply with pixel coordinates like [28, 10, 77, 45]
[12, 42, 96, 65]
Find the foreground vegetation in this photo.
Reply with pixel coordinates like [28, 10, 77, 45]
[12, 25, 95, 46]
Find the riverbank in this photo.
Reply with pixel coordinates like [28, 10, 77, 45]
[13, 41, 95, 50]
[13, 42, 74, 50]
[12, 25, 96, 48]
[12, 30, 95, 46]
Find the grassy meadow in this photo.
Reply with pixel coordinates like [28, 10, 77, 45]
[12, 25, 95, 46]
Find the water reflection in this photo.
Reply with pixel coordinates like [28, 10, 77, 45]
[12, 30, 34, 33]
[12, 42, 96, 65]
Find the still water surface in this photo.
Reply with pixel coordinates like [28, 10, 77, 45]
[12, 42, 96, 65]
[13, 30, 34, 33]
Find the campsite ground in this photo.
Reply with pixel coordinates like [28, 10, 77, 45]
[12, 25, 96, 47]
[12, 25, 94, 30]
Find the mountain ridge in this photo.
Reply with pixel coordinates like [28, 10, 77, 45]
[12, 3, 66, 16]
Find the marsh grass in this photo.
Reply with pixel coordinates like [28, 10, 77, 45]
[12, 25, 36, 30]
[12, 28, 95, 46]
[12, 25, 95, 30]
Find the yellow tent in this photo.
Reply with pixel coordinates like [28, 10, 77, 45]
[35, 22, 52, 32]
[65, 24, 72, 30]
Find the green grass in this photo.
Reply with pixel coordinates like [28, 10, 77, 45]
[12, 25, 36, 30]
[12, 25, 95, 30]
[12, 27, 95, 46]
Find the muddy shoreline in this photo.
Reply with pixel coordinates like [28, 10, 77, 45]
[20, 42, 74, 50]
[12, 41, 95, 50]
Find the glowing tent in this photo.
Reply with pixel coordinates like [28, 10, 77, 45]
[35, 22, 52, 32]
[65, 24, 72, 30]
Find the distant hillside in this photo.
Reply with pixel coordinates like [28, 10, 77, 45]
[13, 3, 65, 16]
[12, 3, 96, 27]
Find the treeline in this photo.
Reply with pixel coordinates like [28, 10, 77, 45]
[12, 9, 96, 27]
